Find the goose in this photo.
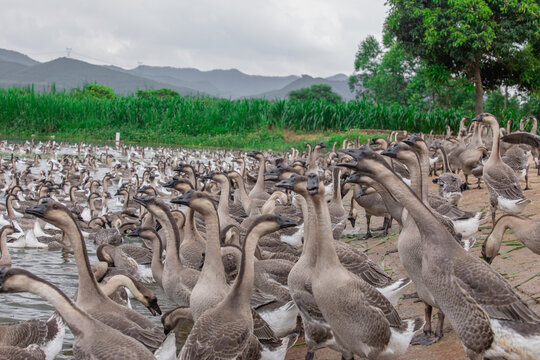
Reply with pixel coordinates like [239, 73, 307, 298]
[482, 214, 540, 264]
[431, 144, 466, 205]
[179, 214, 298, 360]
[161, 306, 193, 335]
[341, 147, 540, 360]
[0, 268, 163, 360]
[0, 224, 19, 265]
[301, 172, 423, 359]
[24, 200, 167, 353]
[472, 113, 531, 223]
[126, 226, 164, 287]
[0, 312, 64, 360]
[327, 166, 346, 240]
[348, 144, 449, 346]
[97, 273, 162, 316]
[247, 151, 271, 201]
[6, 226, 48, 249]
[96, 243, 153, 282]
[501, 145, 531, 190]
[171, 190, 297, 339]
[133, 196, 199, 307]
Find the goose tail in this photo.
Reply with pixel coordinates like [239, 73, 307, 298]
[378, 278, 411, 306]
[154, 332, 177, 360]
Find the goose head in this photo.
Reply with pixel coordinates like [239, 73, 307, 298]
[338, 146, 393, 177]
[170, 190, 218, 215]
[25, 199, 78, 229]
[275, 174, 310, 194]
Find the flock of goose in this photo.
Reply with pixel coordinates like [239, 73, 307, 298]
[0, 112, 538, 360]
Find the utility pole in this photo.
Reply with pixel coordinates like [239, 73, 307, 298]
[66, 48, 72, 57]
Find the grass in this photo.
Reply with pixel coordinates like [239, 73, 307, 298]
[0, 87, 475, 149]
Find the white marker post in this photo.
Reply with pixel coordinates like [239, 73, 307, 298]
[116, 132, 120, 147]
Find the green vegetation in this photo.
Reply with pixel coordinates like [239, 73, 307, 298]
[136, 88, 180, 98]
[72, 83, 116, 99]
[288, 84, 342, 104]
[384, 0, 539, 114]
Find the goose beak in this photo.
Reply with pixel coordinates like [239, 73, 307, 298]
[25, 202, 49, 218]
[275, 213, 297, 228]
[275, 175, 296, 190]
[155, 221, 162, 232]
[133, 196, 155, 207]
[337, 161, 357, 170]
[381, 143, 400, 158]
[162, 179, 177, 188]
[472, 114, 483, 122]
[348, 217, 356, 228]
[481, 251, 494, 265]
[247, 151, 257, 158]
[147, 296, 162, 316]
[127, 227, 141, 237]
[173, 164, 184, 172]
[170, 189, 194, 205]
[344, 173, 360, 185]
[11, 226, 20, 234]
[264, 169, 281, 181]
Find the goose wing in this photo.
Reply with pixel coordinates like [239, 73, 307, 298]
[0, 319, 48, 347]
[120, 245, 152, 264]
[180, 313, 252, 360]
[0, 344, 46, 360]
[425, 259, 494, 354]
[502, 132, 540, 148]
[453, 256, 540, 324]
[483, 166, 524, 200]
[334, 242, 393, 287]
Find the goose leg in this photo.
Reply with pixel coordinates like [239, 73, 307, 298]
[410, 304, 442, 345]
[524, 168, 531, 190]
[475, 177, 482, 189]
[361, 214, 372, 240]
[434, 311, 445, 339]
[305, 351, 314, 360]
[373, 216, 391, 237]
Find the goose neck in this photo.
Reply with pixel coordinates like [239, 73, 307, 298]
[311, 191, 341, 269]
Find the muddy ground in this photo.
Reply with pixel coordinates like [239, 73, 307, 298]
[285, 168, 540, 360]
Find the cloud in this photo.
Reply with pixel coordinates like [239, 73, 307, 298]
[0, 0, 387, 76]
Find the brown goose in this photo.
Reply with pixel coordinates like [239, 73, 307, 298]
[482, 214, 540, 264]
[24, 200, 166, 353]
[0, 224, 19, 266]
[126, 227, 164, 287]
[0, 268, 158, 360]
[472, 113, 530, 224]
[305, 173, 422, 359]
[178, 214, 298, 360]
[342, 147, 540, 360]
[133, 196, 199, 307]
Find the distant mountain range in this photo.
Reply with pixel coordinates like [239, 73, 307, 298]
[0, 48, 356, 100]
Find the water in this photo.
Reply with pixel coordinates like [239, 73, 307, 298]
[0, 139, 198, 358]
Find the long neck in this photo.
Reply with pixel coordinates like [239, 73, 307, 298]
[253, 157, 266, 194]
[199, 204, 226, 284]
[311, 191, 341, 269]
[122, 191, 130, 208]
[217, 179, 231, 224]
[0, 230, 11, 265]
[64, 219, 107, 303]
[364, 180, 404, 226]
[487, 120, 501, 163]
[298, 195, 317, 265]
[20, 276, 92, 336]
[100, 275, 138, 297]
[228, 226, 265, 308]
[374, 165, 458, 249]
[531, 118, 537, 134]
[438, 147, 452, 173]
[156, 207, 182, 267]
[399, 154, 422, 199]
[413, 144, 431, 203]
[330, 167, 342, 206]
[235, 175, 252, 214]
[148, 232, 164, 285]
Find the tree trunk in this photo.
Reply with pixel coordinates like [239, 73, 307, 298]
[473, 60, 484, 115]
[504, 84, 508, 110]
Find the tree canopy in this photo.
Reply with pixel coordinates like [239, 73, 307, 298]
[384, 0, 539, 114]
[288, 84, 342, 103]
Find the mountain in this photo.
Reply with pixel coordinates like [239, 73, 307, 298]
[251, 74, 356, 101]
[129, 66, 299, 98]
[0, 57, 201, 95]
[0, 49, 39, 66]
[0, 48, 354, 100]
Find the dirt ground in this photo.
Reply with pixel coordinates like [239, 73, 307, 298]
[285, 167, 540, 360]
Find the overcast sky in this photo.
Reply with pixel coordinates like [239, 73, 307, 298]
[0, 0, 388, 77]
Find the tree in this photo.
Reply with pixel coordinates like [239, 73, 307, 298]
[74, 83, 116, 99]
[288, 84, 342, 103]
[136, 88, 179, 98]
[385, 0, 539, 114]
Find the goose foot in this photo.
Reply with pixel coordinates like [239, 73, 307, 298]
[524, 186, 531, 191]
[402, 292, 418, 299]
[305, 351, 315, 360]
[410, 333, 442, 346]
[359, 232, 372, 240]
